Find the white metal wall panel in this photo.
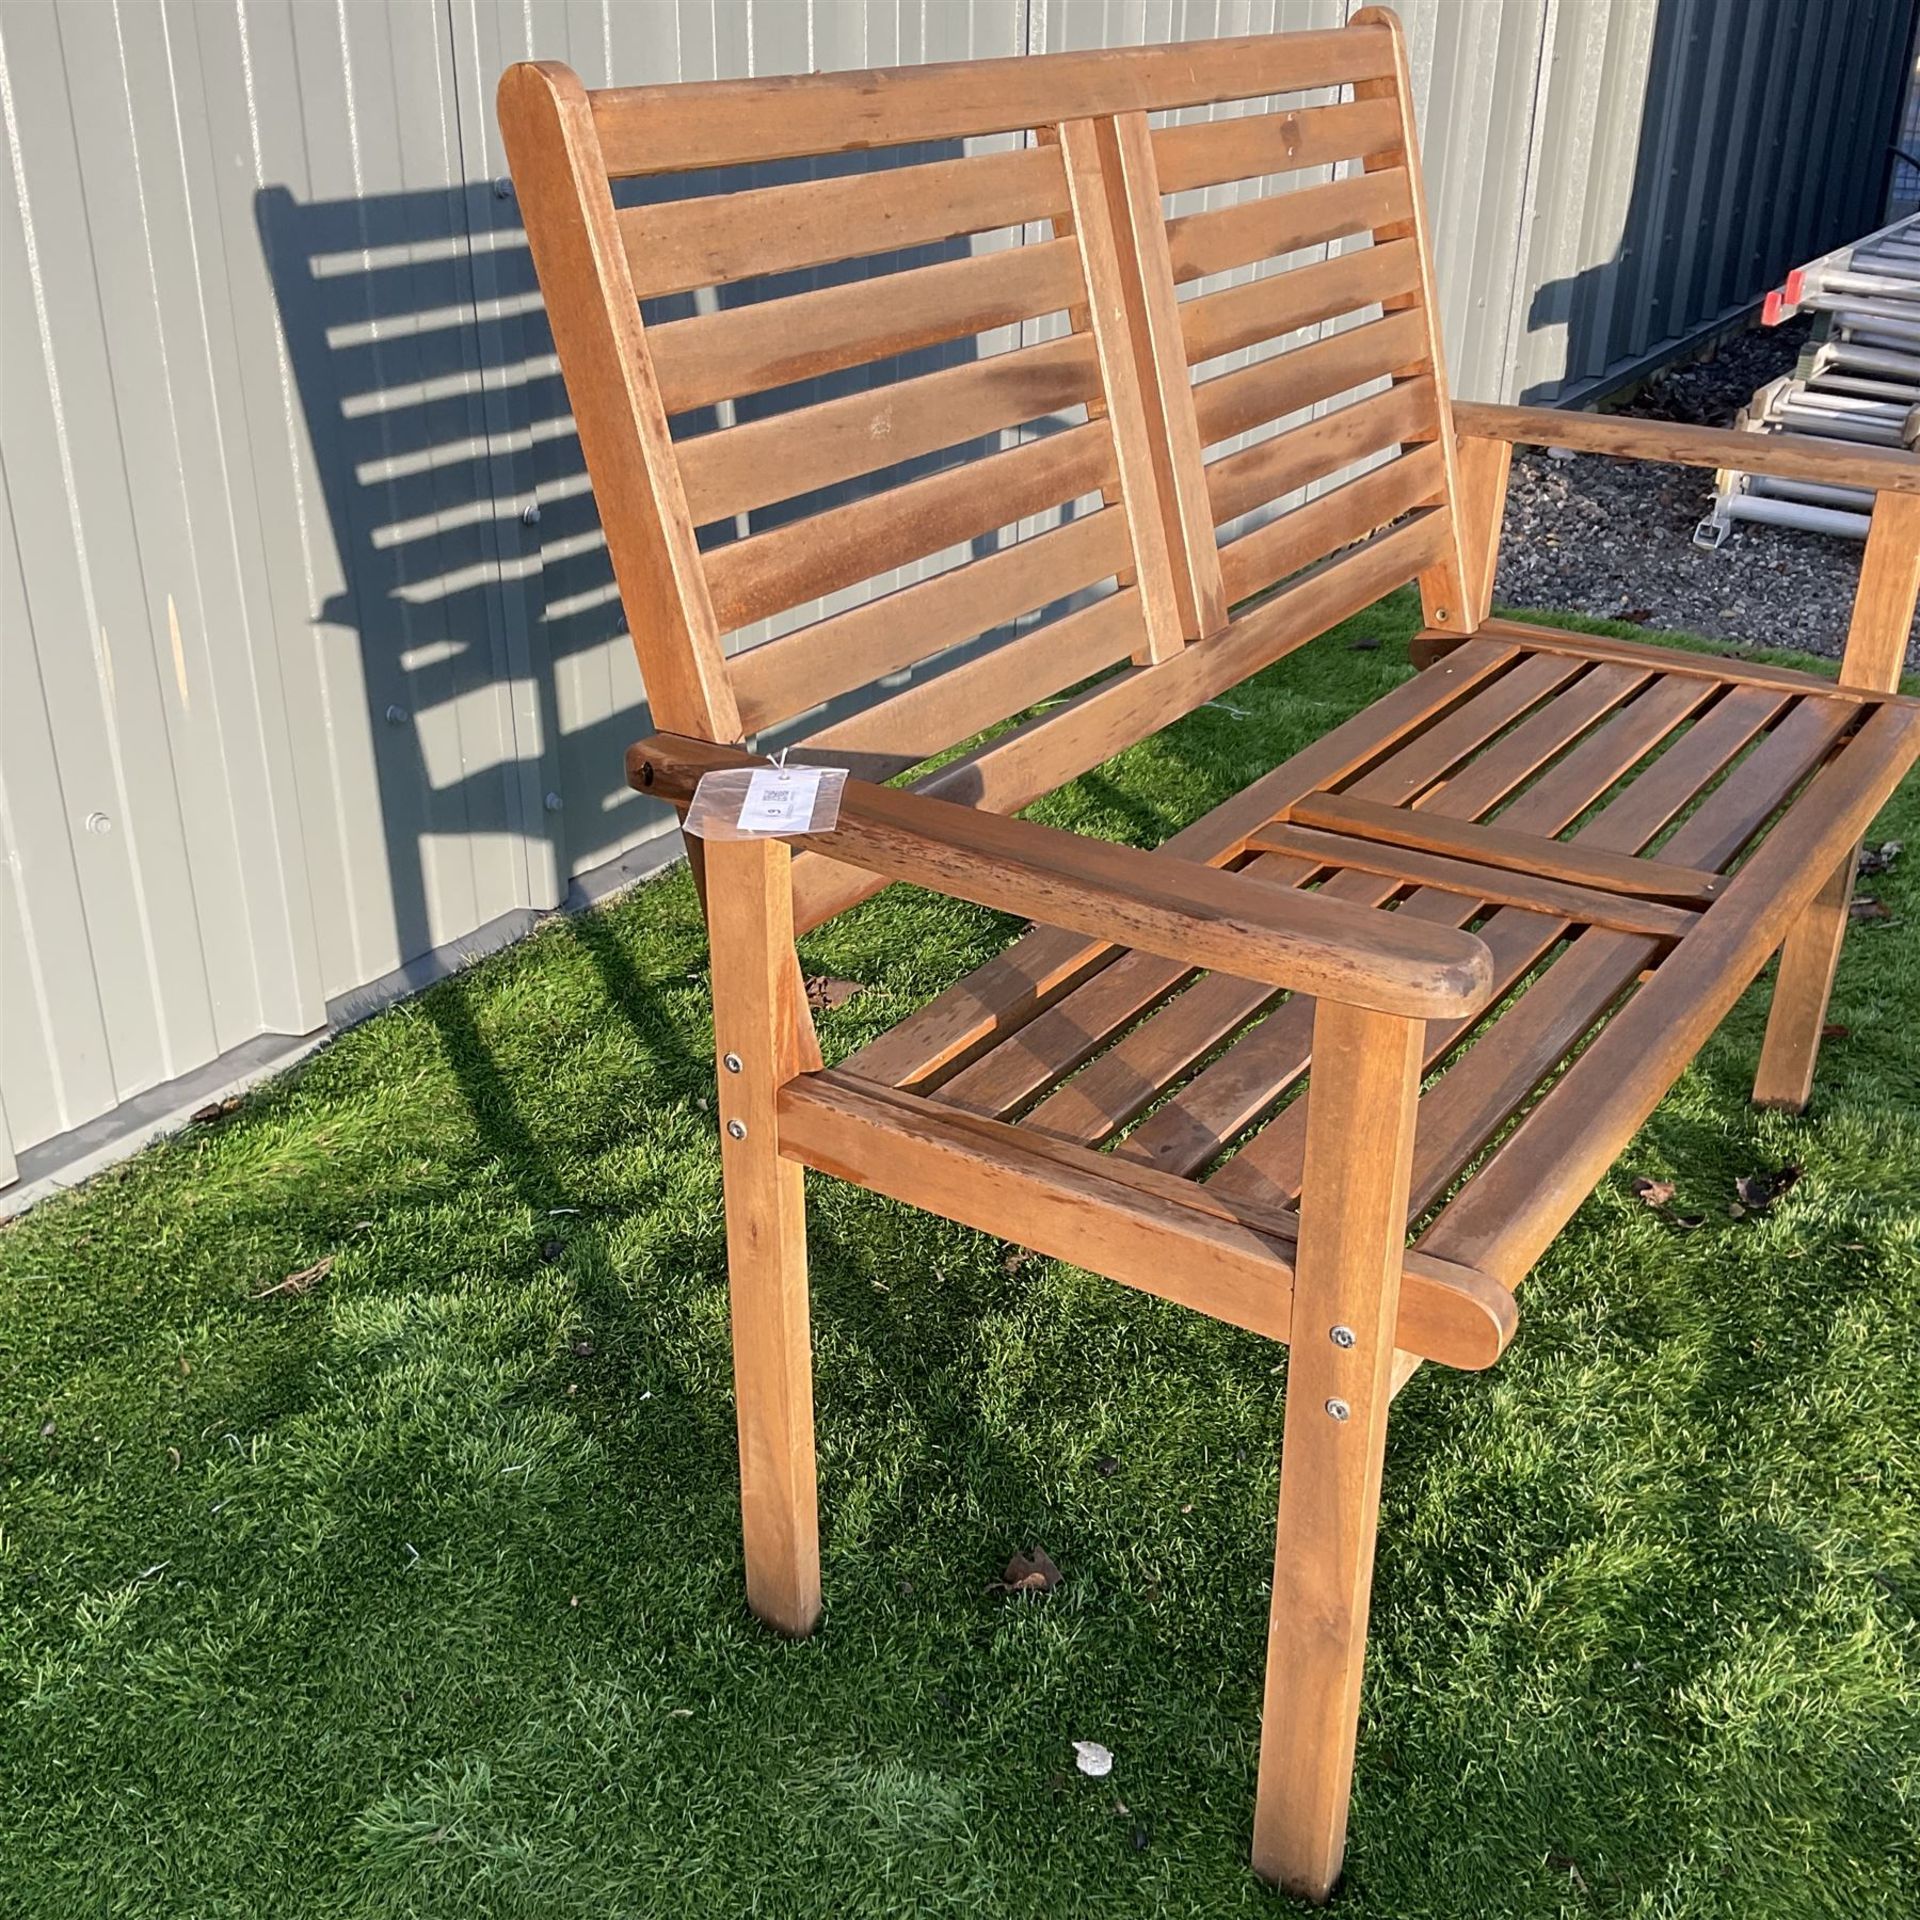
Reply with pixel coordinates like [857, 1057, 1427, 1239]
[3, 0, 1915, 1198]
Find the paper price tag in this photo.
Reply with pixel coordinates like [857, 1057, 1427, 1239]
[737, 767, 826, 833]
[683, 764, 846, 841]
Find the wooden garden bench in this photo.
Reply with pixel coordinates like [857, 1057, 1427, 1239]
[501, 12, 1920, 1898]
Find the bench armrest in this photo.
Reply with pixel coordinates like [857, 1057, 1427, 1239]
[631, 735, 1495, 1022]
[1454, 400, 1920, 498]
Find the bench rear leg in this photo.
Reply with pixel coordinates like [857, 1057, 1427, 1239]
[707, 836, 821, 1636]
[1753, 851, 1858, 1111]
[1254, 1002, 1423, 1901]
[1754, 492, 1920, 1112]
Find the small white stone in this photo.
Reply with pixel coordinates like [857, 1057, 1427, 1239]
[1072, 1740, 1114, 1778]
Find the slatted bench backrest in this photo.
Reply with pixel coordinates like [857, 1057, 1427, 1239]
[500, 8, 1467, 926]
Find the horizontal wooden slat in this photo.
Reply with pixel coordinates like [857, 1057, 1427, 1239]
[797, 588, 1142, 776]
[1050, 661, 1613, 1162]
[941, 643, 1601, 1136]
[703, 417, 1117, 631]
[786, 511, 1453, 930]
[1453, 399, 1920, 499]
[625, 142, 1069, 297]
[1467, 617, 1898, 703]
[1246, 825, 1702, 938]
[1166, 167, 1413, 283]
[677, 333, 1103, 524]
[1182, 237, 1421, 367]
[1198, 683, 1777, 1209]
[1193, 308, 1429, 447]
[778, 1071, 1516, 1370]
[941, 849, 1301, 1124]
[1415, 662, 1652, 819]
[1205, 376, 1438, 526]
[1258, 687, 1842, 1218]
[592, 28, 1398, 175]
[1218, 441, 1446, 604]
[1286, 791, 1728, 905]
[649, 236, 1084, 415]
[729, 506, 1129, 734]
[1420, 703, 1920, 1285]
[832, 639, 1521, 1089]
[1152, 95, 1405, 197]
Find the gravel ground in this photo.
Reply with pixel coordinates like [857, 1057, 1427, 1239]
[1492, 316, 1919, 669]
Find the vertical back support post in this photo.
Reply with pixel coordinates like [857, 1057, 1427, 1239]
[1350, 7, 1473, 638]
[1089, 111, 1231, 640]
[497, 61, 741, 740]
[499, 62, 823, 1081]
[1055, 117, 1192, 663]
[1254, 999, 1424, 1902]
[1754, 490, 1920, 1109]
[707, 835, 821, 1636]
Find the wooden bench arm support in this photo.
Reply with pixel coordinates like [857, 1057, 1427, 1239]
[1453, 399, 1920, 497]
[631, 734, 1496, 1021]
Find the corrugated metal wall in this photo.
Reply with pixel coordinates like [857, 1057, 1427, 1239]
[3, 0, 1914, 1205]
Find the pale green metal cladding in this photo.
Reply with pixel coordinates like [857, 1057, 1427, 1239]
[3, 0, 1915, 1204]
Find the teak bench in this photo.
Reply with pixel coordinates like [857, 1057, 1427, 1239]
[501, 13, 1920, 1898]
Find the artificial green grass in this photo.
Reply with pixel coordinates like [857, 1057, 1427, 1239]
[3, 591, 1917, 1919]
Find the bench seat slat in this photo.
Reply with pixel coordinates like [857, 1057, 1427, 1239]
[1011, 666, 1661, 1148]
[1004, 668, 1737, 1173]
[1419, 701, 1920, 1286]
[995, 655, 1601, 1143]
[833, 637, 1519, 1091]
[1198, 680, 1814, 1207]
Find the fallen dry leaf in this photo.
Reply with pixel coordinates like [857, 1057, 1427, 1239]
[1073, 1740, 1114, 1779]
[1822, 1022, 1851, 1041]
[189, 1096, 243, 1125]
[1734, 1164, 1802, 1213]
[1616, 607, 1655, 626]
[805, 974, 867, 1010]
[1849, 894, 1893, 922]
[1631, 1176, 1676, 1209]
[992, 1546, 1062, 1595]
[251, 1255, 334, 1301]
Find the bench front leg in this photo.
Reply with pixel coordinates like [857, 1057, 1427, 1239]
[707, 835, 822, 1636]
[1254, 999, 1423, 1901]
[1755, 492, 1920, 1110]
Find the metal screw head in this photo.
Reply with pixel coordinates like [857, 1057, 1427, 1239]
[726, 1118, 747, 1140]
[1329, 1325, 1356, 1349]
[722, 1053, 743, 1074]
[1434, 607, 1452, 624]
[1324, 1398, 1351, 1422]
